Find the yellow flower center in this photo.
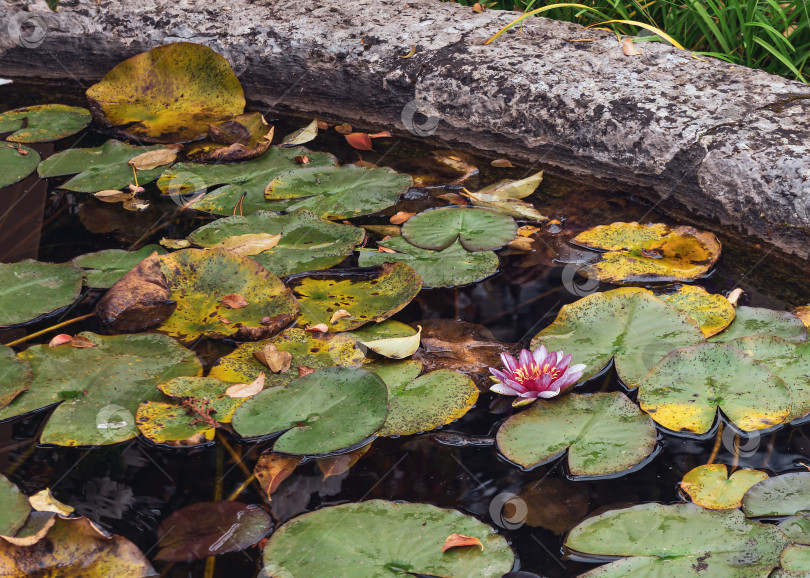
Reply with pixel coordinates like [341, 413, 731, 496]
[513, 362, 561, 385]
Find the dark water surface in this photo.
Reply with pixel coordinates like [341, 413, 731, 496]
[1, 81, 809, 577]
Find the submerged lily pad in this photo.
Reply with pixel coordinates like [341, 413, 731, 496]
[570, 222, 721, 283]
[496, 392, 656, 477]
[291, 262, 422, 332]
[0, 104, 91, 142]
[0, 143, 39, 188]
[232, 367, 388, 454]
[709, 306, 807, 343]
[680, 464, 769, 510]
[742, 472, 810, 517]
[37, 140, 166, 192]
[651, 284, 735, 338]
[0, 260, 83, 326]
[264, 165, 412, 219]
[530, 288, 705, 389]
[0, 474, 30, 537]
[565, 503, 787, 577]
[187, 210, 364, 276]
[0, 332, 202, 446]
[638, 342, 791, 434]
[0, 346, 31, 410]
[86, 42, 245, 142]
[72, 245, 167, 288]
[358, 236, 499, 288]
[262, 500, 514, 578]
[402, 206, 517, 251]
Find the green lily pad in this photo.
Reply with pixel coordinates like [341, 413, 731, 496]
[565, 503, 788, 577]
[232, 367, 388, 454]
[402, 206, 517, 251]
[638, 342, 791, 434]
[742, 472, 810, 517]
[0, 143, 39, 188]
[0, 260, 83, 326]
[37, 140, 165, 193]
[209, 328, 366, 387]
[530, 288, 705, 389]
[263, 165, 412, 219]
[777, 545, 810, 576]
[262, 500, 514, 578]
[680, 464, 769, 510]
[709, 306, 807, 343]
[187, 210, 364, 276]
[496, 392, 656, 477]
[778, 514, 810, 544]
[0, 104, 91, 142]
[71, 245, 167, 288]
[156, 248, 299, 342]
[86, 42, 245, 143]
[358, 236, 499, 288]
[0, 332, 202, 446]
[0, 345, 32, 410]
[651, 284, 736, 338]
[291, 262, 422, 332]
[158, 146, 338, 216]
[0, 474, 30, 537]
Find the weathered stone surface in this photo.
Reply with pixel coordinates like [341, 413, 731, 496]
[1, 0, 808, 258]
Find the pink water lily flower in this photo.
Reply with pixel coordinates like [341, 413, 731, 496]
[489, 345, 585, 407]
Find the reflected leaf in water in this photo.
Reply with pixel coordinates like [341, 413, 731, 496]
[519, 476, 589, 534]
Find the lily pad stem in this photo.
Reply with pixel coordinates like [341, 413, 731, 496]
[3, 312, 96, 347]
[706, 422, 724, 465]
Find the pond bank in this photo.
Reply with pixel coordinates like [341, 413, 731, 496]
[1, 0, 809, 260]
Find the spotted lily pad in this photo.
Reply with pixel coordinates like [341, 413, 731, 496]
[71, 245, 167, 288]
[570, 222, 721, 283]
[291, 262, 422, 332]
[777, 545, 810, 576]
[0, 260, 83, 326]
[358, 236, 499, 288]
[565, 503, 788, 576]
[0, 332, 202, 446]
[0, 143, 39, 188]
[86, 42, 245, 142]
[681, 464, 769, 510]
[232, 367, 388, 454]
[264, 165, 412, 219]
[187, 210, 364, 276]
[742, 472, 810, 517]
[37, 140, 166, 192]
[402, 206, 517, 251]
[496, 392, 656, 477]
[0, 104, 91, 142]
[262, 500, 514, 578]
[0, 474, 30, 537]
[638, 342, 791, 434]
[709, 306, 807, 343]
[0, 345, 31, 410]
[651, 284, 735, 338]
[530, 288, 705, 389]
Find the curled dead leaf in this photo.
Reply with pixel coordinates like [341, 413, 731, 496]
[369, 131, 392, 139]
[294, 155, 309, 164]
[334, 123, 353, 135]
[436, 192, 468, 206]
[401, 45, 417, 59]
[226, 371, 265, 398]
[330, 309, 353, 325]
[254, 451, 302, 500]
[48, 334, 73, 348]
[128, 146, 180, 171]
[307, 324, 329, 333]
[622, 38, 642, 56]
[297, 365, 315, 378]
[70, 335, 97, 348]
[390, 211, 415, 225]
[508, 237, 535, 251]
[220, 293, 249, 309]
[253, 344, 293, 373]
[441, 533, 484, 552]
[29, 488, 74, 516]
[517, 225, 541, 237]
[727, 288, 743, 306]
[472, 2, 485, 13]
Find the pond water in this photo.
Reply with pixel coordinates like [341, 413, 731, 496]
[1, 79, 809, 577]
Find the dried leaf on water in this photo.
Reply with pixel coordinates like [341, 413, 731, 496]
[254, 452, 302, 500]
[226, 372, 265, 398]
[441, 533, 484, 552]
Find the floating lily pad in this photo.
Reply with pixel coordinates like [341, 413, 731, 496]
[187, 210, 364, 276]
[262, 500, 514, 578]
[0, 345, 31, 410]
[346, 320, 421, 359]
[496, 392, 656, 477]
[37, 140, 166, 192]
[291, 262, 422, 332]
[709, 306, 807, 343]
[0, 474, 30, 537]
[638, 342, 791, 434]
[209, 328, 366, 387]
[570, 222, 721, 283]
[651, 284, 735, 338]
[402, 206, 517, 251]
[680, 464, 769, 510]
[777, 545, 810, 576]
[778, 514, 810, 544]
[232, 367, 387, 454]
[155, 501, 272, 562]
[742, 472, 810, 517]
[358, 236, 500, 288]
[0, 104, 91, 142]
[264, 165, 412, 219]
[0, 332, 202, 446]
[72, 245, 167, 288]
[86, 42, 245, 142]
[0, 260, 83, 326]
[0, 143, 39, 188]
[565, 503, 787, 577]
[530, 288, 705, 389]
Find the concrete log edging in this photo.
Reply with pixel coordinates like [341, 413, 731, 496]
[1, 0, 809, 259]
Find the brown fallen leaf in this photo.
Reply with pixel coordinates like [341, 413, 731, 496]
[220, 293, 249, 309]
[94, 190, 133, 203]
[297, 365, 315, 378]
[491, 158, 514, 168]
[195, 140, 271, 163]
[317, 442, 372, 479]
[254, 451, 302, 500]
[128, 146, 181, 171]
[508, 237, 535, 251]
[389, 211, 415, 225]
[307, 323, 329, 332]
[334, 123, 353, 135]
[622, 38, 642, 56]
[441, 533, 484, 552]
[48, 334, 73, 348]
[345, 132, 374, 151]
[211, 233, 281, 256]
[219, 318, 231, 324]
[330, 309, 353, 325]
[226, 372, 265, 398]
[70, 335, 97, 348]
[437, 192, 468, 206]
[378, 245, 399, 253]
[253, 343, 293, 373]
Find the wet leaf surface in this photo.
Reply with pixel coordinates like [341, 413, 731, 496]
[0, 345, 32, 409]
[709, 306, 807, 343]
[0, 143, 39, 188]
[651, 284, 735, 337]
[402, 206, 517, 251]
[71, 245, 166, 288]
[742, 472, 810, 517]
[0, 474, 31, 537]
[680, 464, 769, 509]
[0, 260, 83, 327]
[0, 104, 90, 143]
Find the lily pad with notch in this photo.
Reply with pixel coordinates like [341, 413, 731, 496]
[402, 206, 517, 251]
[0, 104, 91, 142]
[0, 143, 39, 188]
[0, 260, 83, 327]
[680, 464, 769, 510]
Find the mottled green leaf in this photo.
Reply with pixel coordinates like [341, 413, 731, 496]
[72, 245, 167, 288]
[743, 472, 810, 517]
[709, 306, 807, 343]
[0, 144, 39, 188]
[0, 104, 91, 142]
[402, 206, 517, 251]
[0, 260, 83, 326]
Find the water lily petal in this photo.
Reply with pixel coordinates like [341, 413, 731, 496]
[537, 389, 561, 399]
[532, 344, 548, 365]
[518, 349, 533, 368]
[490, 383, 519, 396]
[500, 352, 518, 373]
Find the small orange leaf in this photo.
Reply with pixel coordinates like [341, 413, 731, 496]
[345, 133, 374, 151]
[220, 293, 249, 309]
[368, 131, 392, 139]
[226, 371, 265, 398]
[330, 309, 353, 325]
[317, 442, 372, 479]
[254, 451, 302, 500]
[517, 225, 541, 237]
[70, 335, 97, 348]
[622, 38, 642, 56]
[441, 533, 484, 552]
[298, 365, 315, 378]
[49, 334, 73, 348]
[389, 211, 415, 225]
[508, 237, 534, 251]
[308, 323, 329, 332]
[491, 158, 514, 168]
[472, 2, 485, 12]
[437, 192, 468, 206]
[334, 123, 353, 135]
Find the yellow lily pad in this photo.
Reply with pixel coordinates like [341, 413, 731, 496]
[681, 464, 769, 510]
[571, 222, 721, 283]
[651, 284, 736, 337]
[793, 305, 810, 329]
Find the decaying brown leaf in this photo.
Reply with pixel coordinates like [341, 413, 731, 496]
[253, 451, 302, 500]
[253, 343, 293, 373]
[211, 233, 281, 256]
[329, 309, 353, 325]
[94, 190, 133, 203]
[472, 2, 486, 12]
[307, 323, 329, 333]
[294, 154, 309, 164]
[220, 293, 249, 309]
[622, 38, 642, 56]
[226, 372, 265, 398]
[334, 123, 353, 135]
[316, 442, 372, 479]
[297, 365, 315, 378]
[437, 192, 468, 206]
[441, 533, 484, 552]
[507, 237, 535, 251]
[128, 146, 181, 171]
[369, 131, 392, 139]
[517, 225, 541, 237]
[389, 211, 415, 225]
[70, 335, 97, 349]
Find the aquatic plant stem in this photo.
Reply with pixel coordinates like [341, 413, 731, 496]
[227, 473, 255, 501]
[3, 312, 95, 347]
[216, 431, 270, 505]
[706, 422, 724, 465]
